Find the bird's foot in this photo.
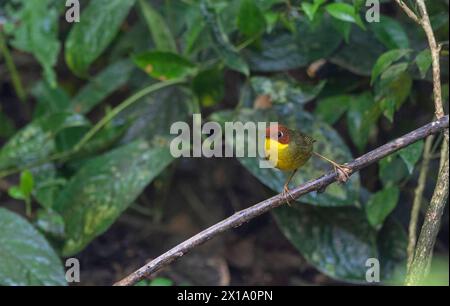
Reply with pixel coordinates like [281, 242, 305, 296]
[282, 185, 296, 206]
[333, 164, 351, 183]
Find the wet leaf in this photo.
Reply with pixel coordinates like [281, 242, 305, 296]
[55, 140, 174, 256]
[65, 0, 136, 76]
[0, 208, 66, 285]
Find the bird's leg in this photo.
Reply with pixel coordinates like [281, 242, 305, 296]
[313, 152, 351, 183]
[282, 169, 298, 206]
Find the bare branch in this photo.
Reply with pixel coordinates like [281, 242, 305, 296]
[394, 0, 421, 24]
[405, 145, 449, 285]
[407, 135, 434, 271]
[114, 116, 449, 286]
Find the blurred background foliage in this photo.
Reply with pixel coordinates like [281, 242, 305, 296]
[0, 0, 448, 285]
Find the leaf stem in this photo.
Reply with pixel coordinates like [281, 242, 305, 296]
[73, 78, 186, 152]
[0, 31, 27, 102]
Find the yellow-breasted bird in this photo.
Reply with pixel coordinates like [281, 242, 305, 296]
[265, 124, 350, 204]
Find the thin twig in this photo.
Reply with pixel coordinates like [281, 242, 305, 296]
[407, 135, 434, 271]
[114, 116, 449, 286]
[396, 0, 449, 285]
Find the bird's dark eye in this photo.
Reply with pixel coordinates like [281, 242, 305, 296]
[277, 131, 283, 138]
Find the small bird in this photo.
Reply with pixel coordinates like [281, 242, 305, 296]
[265, 124, 350, 204]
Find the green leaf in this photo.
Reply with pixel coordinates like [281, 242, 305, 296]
[0, 122, 54, 171]
[71, 60, 135, 114]
[331, 17, 352, 43]
[35, 209, 65, 239]
[375, 71, 412, 121]
[274, 206, 378, 282]
[365, 187, 400, 228]
[379, 155, 409, 187]
[237, 0, 266, 37]
[250, 76, 325, 106]
[0, 112, 90, 171]
[20, 170, 34, 197]
[330, 27, 385, 76]
[301, 0, 325, 21]
[192, 67, 225, 107]
[315, 95, 352, 125]
[415, 49, 432, 79]
[31, 81, 71, 118]
[65, 0, 137, 76]
[201, 0, 250, 76]
[398, 140, 424, 174]
[371, 49, 411, 84]
[149, 277, 174, 286]
[0, 208, 66, 285]
[55, 140, 174, 256]
[9, 0, 60, 86]
[134, 51, 197, 80]
[119, 86, 194, 142]
[246, 16, 342, 72]
[377, 217, 407, 282]
[138, 0, 177, 52]
[346, 92, 380, 151]
[370, 15, 409, 50]
[325, 3, 365, 29]
[8, 186, 26, 201]
[0, 111, 15, 138]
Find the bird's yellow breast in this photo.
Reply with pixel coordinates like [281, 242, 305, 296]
[264, 138, 303, 171]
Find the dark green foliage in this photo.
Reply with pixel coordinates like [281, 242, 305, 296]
[0, 0, 448, 285]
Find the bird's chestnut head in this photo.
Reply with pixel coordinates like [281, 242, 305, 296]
[265, 124, 290, 144]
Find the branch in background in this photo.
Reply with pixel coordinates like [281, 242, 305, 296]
[405, 145, 449, 285]
[395, 0, 449, 285]
[114, 116, 449, 286]
[407, 135, 434, 271]
[393, 0, 421, 24]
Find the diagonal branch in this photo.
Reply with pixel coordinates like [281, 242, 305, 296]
[114, 116, 449, 286]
